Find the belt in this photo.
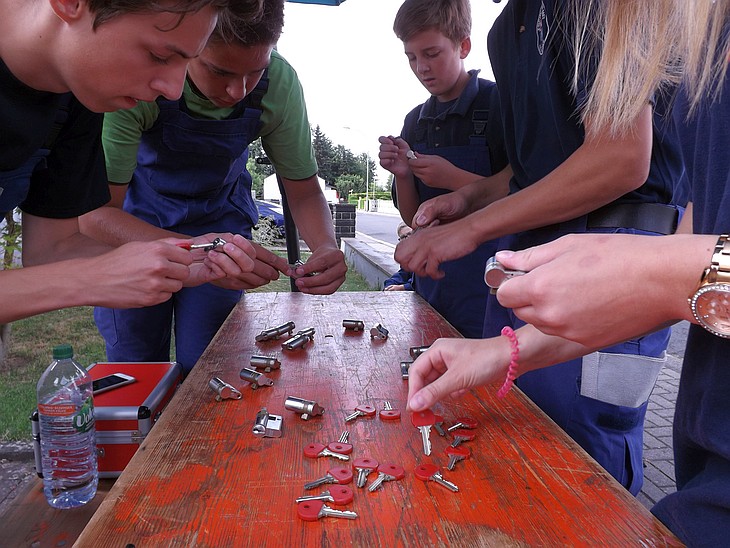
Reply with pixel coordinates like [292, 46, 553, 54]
[586, 202, 678, 235]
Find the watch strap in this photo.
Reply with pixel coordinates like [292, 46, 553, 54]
[705, 234, 730, 285]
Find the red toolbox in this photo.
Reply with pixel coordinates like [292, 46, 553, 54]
[32, 361, 182, 478]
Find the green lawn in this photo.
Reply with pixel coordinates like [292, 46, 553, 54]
[0, 255, 374, 441]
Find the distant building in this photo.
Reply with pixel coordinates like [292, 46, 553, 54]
[263, 174, 339, 203]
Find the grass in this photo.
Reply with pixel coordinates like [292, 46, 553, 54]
[0, 251, 375, 441]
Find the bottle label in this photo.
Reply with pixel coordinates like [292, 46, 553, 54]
[73, 397, 95, 433]
[38, 403, 75, 417]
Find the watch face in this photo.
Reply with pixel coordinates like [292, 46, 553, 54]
[691, 284, 730, 338]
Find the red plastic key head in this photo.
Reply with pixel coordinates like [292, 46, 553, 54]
[327, 440, 353, 455]
[451, 416, 478, 429]
[452, 431, 476, 443]
[377, 463, 405, 481]
[329, 485, 355, 505]
[355, 404, 376, 417]
[380, 408, 401, 421]
[414, 463, 440, 482]
[297, 499, 325, 521]
[303, 442, 327, 459]
[352, 456, 379, 473]
[328, 466, 354, 484]
[433, 413, 444, 424]
[445, 444, 471, 460]
[410, 409, 436, 427]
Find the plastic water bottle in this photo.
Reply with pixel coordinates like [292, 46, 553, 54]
[36, 344, 98, 508]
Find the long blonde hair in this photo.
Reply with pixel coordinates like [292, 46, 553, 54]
[567, 0, 730, 135]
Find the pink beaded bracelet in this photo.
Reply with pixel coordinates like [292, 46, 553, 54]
[497, 326, 519, 399]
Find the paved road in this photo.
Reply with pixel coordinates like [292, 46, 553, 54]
[356, 211, 401, 245]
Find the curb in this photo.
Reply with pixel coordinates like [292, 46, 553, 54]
[0, 441, 33, 463]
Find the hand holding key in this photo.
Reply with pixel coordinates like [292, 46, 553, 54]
[303, 442, 350, 461]
[411, 409, 436, 456]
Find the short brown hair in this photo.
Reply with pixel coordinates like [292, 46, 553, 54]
[210, 0, 285, 46]
[393, 0, 471, 45]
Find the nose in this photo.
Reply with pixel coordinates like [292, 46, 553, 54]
[226, 79, 246, 102]
[416, 58, 429, 75]
[150, 65, 187, 100]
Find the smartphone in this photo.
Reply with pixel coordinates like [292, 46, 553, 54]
[92, 373, 136, 395]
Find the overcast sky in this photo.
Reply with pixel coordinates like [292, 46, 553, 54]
[277, 0, 506, 187]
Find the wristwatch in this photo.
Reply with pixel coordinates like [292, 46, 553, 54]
[689, 234, 730, 338]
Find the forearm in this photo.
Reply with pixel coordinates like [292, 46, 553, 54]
[21, 214, 113, 265]
[394, 173, 420, 225]
[79, 206, 179, 247]
[285, 183, 338, 252]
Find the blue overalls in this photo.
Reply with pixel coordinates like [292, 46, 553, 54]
[94, 80, 266, 374]
[401, 73, 506, 338]
[651, 82, 730, 544]
[485, 0, 684, 495]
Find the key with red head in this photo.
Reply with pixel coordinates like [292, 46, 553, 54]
[328, 431, 353, 455]
[445, 445, 471, 471]
[295, 485, 354, 506]
[414, 463, 459, 492]
[303, 442, 349, 461]
[303, 466, 353, 490]
[367, 463, 405, 492]
[411, 409, 436, 456]
[450, 431, 476, 448]
[353, 457, 379, 488]
[297, 500, 357, 521]
[344, 404, 376, 423]
[447, 416, 478, 433]
[380, 401, 401, 421]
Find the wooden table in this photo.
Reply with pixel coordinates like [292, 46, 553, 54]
[74, 292, 679, 546]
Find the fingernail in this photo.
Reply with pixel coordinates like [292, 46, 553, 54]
[495, 250, 514, 260]
[416, 214, 426, 225]
[410, 393, 426, 411]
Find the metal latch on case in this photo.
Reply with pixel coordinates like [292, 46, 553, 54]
[253, 407, 283, 438]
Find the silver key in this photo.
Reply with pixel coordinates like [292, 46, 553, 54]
[428, 470, 459, 492]
[367, 472, 396, 492]
[338, 431, 350, 444]
[316, 447, 349, 461]
[418, 425, 432, 456]
[189, 237, 226, 251]
[295, 490, 334, 503]
[303, 468, 351, 491]
[434, 421, 446, 437]
[344, 405, 375, 423]
[447, 454, 466, 471]
[300, 501, 358, 521]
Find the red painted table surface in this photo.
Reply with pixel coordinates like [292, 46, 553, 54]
[75, 292, 680, 547]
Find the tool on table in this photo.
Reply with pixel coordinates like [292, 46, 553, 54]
[450, 431, 476, 448]
[414, 463, 460, 492]
[295, 486, 354, 505]
[433, 413, 446, 436]
[249, 354, 281, 372]
[370, 323, 389, 340]
[282, 327, 315, 351]
[380, 401, 401, 421]
[303, 466, 353, 490]
[411, 409, 436, 456]
[342, 319, 365, 331]
[484, 256, 526, 293]
[344, 404, 376, 423]
[352, 457, 379, 488]
[252, 408, 283, 438]
[328, 431, 353, 455]
[409, 345, 431, 359]
[303, 442, 350, 461]
[177, 237, 226, 252]
[239, 367, 274, 389]
[368, 463, 405, 492]
[400, 360, 412, 380]
[208, 377, 241, 401]
[285, 396, 325, 420]
[255, 321, 295, 342]
[445, 445, 471, 471]
[447, 417, 478, 433]
[297, 500, 358, 521]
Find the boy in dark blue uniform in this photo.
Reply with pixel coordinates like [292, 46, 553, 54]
[396, 0, 685, 494]
[0, 0, 261, 324]
[380, 0, 510, 338]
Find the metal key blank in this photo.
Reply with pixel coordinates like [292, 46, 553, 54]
[447, 416, 478, 432]
[409, 345, 431, 359]
[352, 457, 379, 488]
[303, 466, 353, 490]
[368, 463, 405, 492]
[411, 409, 436, 456]
[445, 445, 471, 471]
[344, 404, 376, 423]
[297, 500, 357, 521]
[328, 431, 353, 455]
[303, 442, 350, 461]
[295, 485, 354, 505]
[414, 463, 460, 492]
[400, 360, 412, 380]
[433, 413, 446, 436]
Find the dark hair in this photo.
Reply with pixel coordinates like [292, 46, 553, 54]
[210, 0, 285, 46]
[87, 0, 264, 30]
[393, 0, 471, 44]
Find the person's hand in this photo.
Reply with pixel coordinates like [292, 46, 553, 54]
[173, 233, 257, 287]
[384, 284, 406, 291]
[378, 135, 412, 178]
[495, 233, 708, 348]
[84, 240, 193, 308]
[288, 245, 347, 294]
[410, 191, 471, 228]
[407, 337, 511, 412]
[394, 219, 479, 279]
[210, 241, 290, 290]
[407, 153, 457, 190]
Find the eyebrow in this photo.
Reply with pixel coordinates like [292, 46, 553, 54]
[165, 44, 197, 60]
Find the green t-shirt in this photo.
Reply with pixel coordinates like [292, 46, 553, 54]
[102, 50, 317, 184]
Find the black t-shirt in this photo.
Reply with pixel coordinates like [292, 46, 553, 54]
[0, 58, 110, 218]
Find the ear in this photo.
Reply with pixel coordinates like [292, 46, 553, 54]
[49, 0, 87, 23]
[459, 37, 472, 59]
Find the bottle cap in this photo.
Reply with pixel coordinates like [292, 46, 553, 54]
[52, 344, 73, 360]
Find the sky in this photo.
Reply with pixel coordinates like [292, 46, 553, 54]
[276, 0, 506, 187]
